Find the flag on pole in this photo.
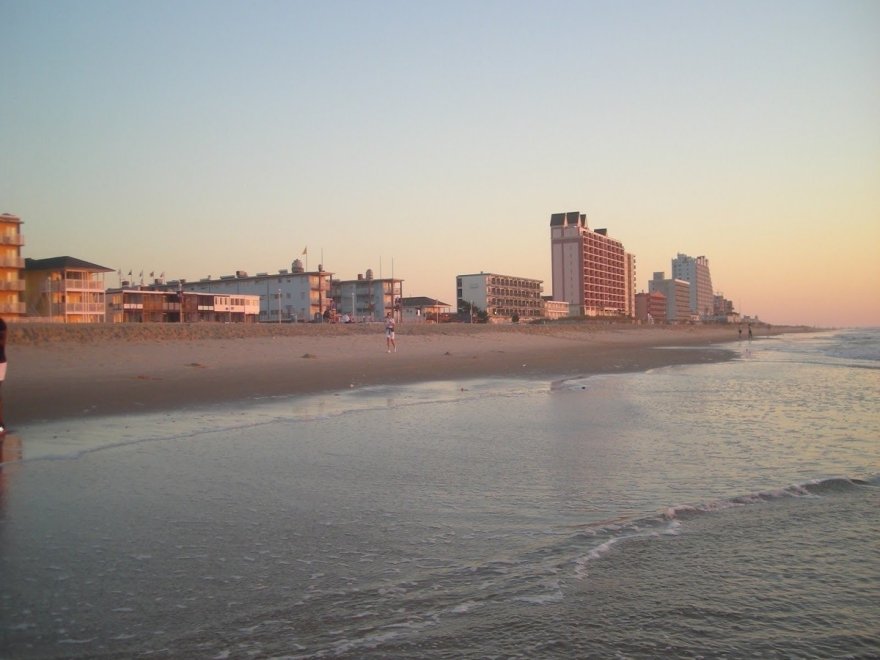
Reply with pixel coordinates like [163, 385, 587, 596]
[128, 270, 132, 276]
[302, 247, 307, 256]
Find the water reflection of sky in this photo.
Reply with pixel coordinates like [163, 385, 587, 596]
[2, 378, 548, 463]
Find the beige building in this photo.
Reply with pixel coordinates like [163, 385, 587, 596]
[541, 297, 571, 320]
[648, 272, 691, 322]
[457, 272, 543, 321]
[0, 213, 26, 319]
[24, 256, 114, 323]
[625, 252, 637, 318]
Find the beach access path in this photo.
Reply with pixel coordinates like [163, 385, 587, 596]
[8, 321, 801, 425]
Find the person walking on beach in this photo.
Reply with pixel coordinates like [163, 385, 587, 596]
[385, 312, 396, 353]
[748, 323, 753, 341]
[0, 317, 7, 433]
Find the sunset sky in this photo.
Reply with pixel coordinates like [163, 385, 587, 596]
[2, 0, 878, 327]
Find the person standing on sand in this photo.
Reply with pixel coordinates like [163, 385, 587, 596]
[0, 317, 6, 433]
[385, 312, 396, 353]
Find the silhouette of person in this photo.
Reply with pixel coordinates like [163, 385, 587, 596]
[385, 312, 396, 353]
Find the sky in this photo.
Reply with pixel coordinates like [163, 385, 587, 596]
[2, 0, 878, 327]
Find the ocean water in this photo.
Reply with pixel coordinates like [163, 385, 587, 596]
[1, 329, 878, 658]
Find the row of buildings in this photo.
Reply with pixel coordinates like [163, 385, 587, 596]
[546, 211, 733, 323]
[1, 210, 737, 325]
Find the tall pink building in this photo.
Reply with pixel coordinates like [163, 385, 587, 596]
[550, 211, 633, 317]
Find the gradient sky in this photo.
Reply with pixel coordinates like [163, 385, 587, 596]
[2, 0, 878, 326]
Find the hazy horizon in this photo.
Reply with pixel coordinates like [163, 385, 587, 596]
[2, 0, 878, 327]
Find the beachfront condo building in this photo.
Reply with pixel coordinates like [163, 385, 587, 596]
[106, 288, 260, 323]
[671, 253, 714, 319]
[330, 269, 404, 322]
[0, 213, 26, 319]
[171, 259, 333, 322]
[24, 256, 114, 323]
[542, 296, 571, 320]
[456, 272, 543, 321]
[635, 290, 667, 323]
[550, 211, 633, 317]
[649, 272, 692, 322]
[399, 296, 452, 324]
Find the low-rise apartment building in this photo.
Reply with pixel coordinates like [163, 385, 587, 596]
[330, 269, 404, 321]
[400, 297, 451, 323]
[171, 259, 333, 322]
[107, 288, 260, 323]
[542, 297, 570, 320]
[457, 272, 544, 321]
[24, 256, 113, 323]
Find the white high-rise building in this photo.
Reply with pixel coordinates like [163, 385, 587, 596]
[671, 253, 714, 319]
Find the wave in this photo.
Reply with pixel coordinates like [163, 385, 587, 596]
[663, 476, 877, 521]
[767, 329, 880, 365]
[573, 475, 877, 579]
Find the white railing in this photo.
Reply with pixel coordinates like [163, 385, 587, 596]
[63, 280, 106, 291]
[61, 303, 106, 314]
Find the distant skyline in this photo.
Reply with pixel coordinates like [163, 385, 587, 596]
[2, 0, 878, 327]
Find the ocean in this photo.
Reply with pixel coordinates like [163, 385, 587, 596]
[1, 329, 878, 658]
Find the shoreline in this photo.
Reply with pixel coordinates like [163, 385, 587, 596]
[7, 322, 813, 425]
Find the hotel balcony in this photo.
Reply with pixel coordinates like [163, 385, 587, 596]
[0, 279, 25, 292]
[0, 257, 25, 269]
[0, 302, 26, 315]
[0, 234, 25, 246]
[62, 302, 106, 314]
[44, 279, 107, 292]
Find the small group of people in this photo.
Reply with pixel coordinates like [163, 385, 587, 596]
[321, 308, 357, 324]
[737, 323, 753, 340]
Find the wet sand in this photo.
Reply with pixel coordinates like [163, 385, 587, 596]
[6, 321, 801, 425]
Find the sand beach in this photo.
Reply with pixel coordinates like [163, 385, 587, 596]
[6, 321, 802, 426]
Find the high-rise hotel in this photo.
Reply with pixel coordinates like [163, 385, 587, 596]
[550, 211, 635, 317]
[671, 253, 714, 319]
